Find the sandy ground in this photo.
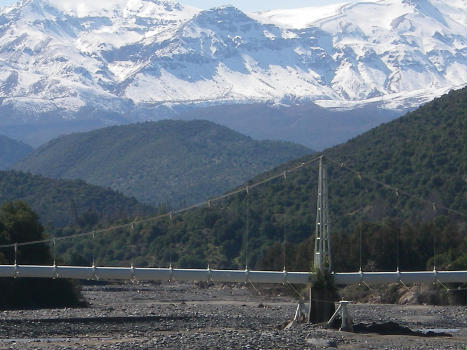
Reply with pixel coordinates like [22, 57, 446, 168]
[0, 281, 465, 350]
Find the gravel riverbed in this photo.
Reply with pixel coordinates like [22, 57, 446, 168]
[0, 282, 465, 349]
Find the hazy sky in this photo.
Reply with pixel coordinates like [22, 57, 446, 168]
[0, 0, 345, 11]
[180, 0, 344, 11]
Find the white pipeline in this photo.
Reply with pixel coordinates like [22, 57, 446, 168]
[0, 265, 465, 285]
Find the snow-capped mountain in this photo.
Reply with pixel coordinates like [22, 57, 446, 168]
[0, 0, 198, 115]
[254, 0, 467, 108]
[0, 0, 465, 148]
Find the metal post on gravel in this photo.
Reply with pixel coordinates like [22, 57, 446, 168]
[327, 300, 354, 332]
[285, 299, 307, 329]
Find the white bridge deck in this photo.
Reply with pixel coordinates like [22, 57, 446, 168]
[0, 265, 466, 285]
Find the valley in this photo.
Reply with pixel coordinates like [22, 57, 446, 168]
[0, 3, 465, 348]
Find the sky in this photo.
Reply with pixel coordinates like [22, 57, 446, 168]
[179, 0, 344, 11]
[0, 0, 345, 11]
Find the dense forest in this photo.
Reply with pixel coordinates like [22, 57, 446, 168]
[0, 171, 155, 228]
[13, 120, 311, 208]
[48, 88, 466, 274]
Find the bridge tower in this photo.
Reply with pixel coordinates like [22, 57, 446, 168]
[313, 155, 331, 272]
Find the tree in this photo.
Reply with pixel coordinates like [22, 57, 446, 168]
[0, 201, 84, 309]
[0, 201, 50, 265]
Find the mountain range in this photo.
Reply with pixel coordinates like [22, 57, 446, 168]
[0, 0, 465, 148]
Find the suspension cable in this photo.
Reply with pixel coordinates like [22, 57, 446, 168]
[2, 151, 461, 257]
[0, 155, 324, 250]
[286, 281, 303, 300]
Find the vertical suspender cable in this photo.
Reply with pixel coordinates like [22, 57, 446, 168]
[397, 227, 400, 271]
[130, 223, 135, 268]
[283, 213, 287, 271]
[432, 202, 437, 270]
[358, 173, 363, 272]
[52, 237, 56, 266]
[14, 243, 17, 265]
[282, 171, 287, 272]
[395, 189, 400, 271]
[207, 201, 213, 269]
[245, 186, 249, 270]
[207, 227, 211, 270]
[92, 231, 95, 267]
[168, 212, 174, 268]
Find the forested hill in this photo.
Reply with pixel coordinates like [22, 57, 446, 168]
[0, 171, 154, 228]
[0, 135, 33, 170]
[13, 120, 311, 208]
[59, 88, 466, 272]
[324, 87, 466, 219]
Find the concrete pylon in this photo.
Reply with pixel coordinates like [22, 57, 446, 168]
[307, 285, 336, 324]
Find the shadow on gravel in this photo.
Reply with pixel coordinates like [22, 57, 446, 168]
[353, 322, 452, 337]
[1, 315, 194, 324]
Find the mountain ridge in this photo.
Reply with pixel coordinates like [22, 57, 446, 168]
[13, 119, 312, 207]
[0, 170, 155, 227]
[0, 134, 33, 169]
[0, 0, 465, 147]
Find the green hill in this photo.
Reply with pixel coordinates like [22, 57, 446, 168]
[0, 171, 154, 228]
[43, 88, 467, 273]
[0, 135, 33, 170]
[14, 120, 312, 208]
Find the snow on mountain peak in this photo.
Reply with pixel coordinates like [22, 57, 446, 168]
[14, 0, 188, 18]
[0, 0, 465, 118]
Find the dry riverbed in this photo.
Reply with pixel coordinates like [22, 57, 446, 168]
[0, 281, 465, 349]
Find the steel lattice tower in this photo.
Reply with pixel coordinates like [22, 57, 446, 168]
[313, 155, 332, 271]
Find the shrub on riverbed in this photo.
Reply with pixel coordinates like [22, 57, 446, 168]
[339, 282, 466, 305]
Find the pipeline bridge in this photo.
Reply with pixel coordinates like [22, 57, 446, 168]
[0, 155, 466, 291]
